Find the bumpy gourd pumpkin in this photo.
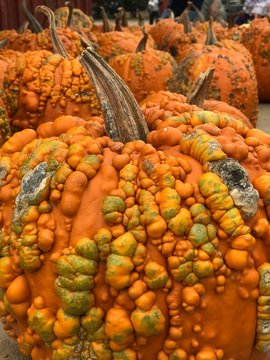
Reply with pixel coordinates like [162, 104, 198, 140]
[1, 7, 101, 132]
[140, 83, 252, 130]
[53, 1, 93, 31]
[109, 33, 176, 102]
[168, 21, 258, 127]
[0, 46, 270, 360]
[242, 18, 270, 102]
[148, 17, 185, 50]
[2, 2, 84, 58]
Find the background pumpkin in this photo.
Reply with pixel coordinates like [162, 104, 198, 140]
[1, 6, 101, 132]
[242, 18, 270, 102]
[109, 33, 177, 102]
[168, 22, 258, 127]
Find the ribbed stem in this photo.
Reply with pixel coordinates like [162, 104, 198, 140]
[115, 11, 123, 31]
[36, 5, 69, 58]
[65, 1, 74, 28]
[0, 39, 8, 49]
[80, 48, 149, 143]
[17, 20, 29, 33]
[136, 32, 148, 53]
[205, 17, 219, 45]
[117, 7, 128, 27]
[189, 1, 205, 22]
[22, 0, 43, 33]
[177, 10, 192, 33]
[100, 6, 111, 32]
[187, 68, 215, 107]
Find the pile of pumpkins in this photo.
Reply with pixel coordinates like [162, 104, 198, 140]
[0, 1, 270, 360]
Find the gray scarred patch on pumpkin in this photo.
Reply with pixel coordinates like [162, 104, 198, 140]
[208, 158, 259, 220]
[12, 162, 54, 233]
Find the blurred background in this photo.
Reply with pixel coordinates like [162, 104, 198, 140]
[0, 0, 246, 29]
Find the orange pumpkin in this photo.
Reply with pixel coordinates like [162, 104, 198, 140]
[242, 18, 270, 102]
[168, 21, 258, 127]
[1, 6, 101, 132]
[109, 33, 176, 102]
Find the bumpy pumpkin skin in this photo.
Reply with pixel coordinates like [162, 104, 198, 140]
[140, 90, 253, 129]
[2, 28, 84, 58]
[109, 47, 177, 103]
[95, 31, 154, 61]
[1, 50, 101, 131]
[148, 19, 185, 50]
[0, 106, 270, 360]
[53, 6, 93, 31]
[242, 18, 270, 102]
[169, 46, 258, 127]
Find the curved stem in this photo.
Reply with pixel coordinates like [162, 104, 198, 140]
[176, 10, 192, 33]
[189, 1, 205, 22]
[167, 9, 175, 19]
[118, 7, 128, 27]
[100, 6, 111, 33]
[115, 11, 123, 31]
[205, 17, 219, 45]
[36, 5, 68, 58]
[22, 0, 43, 33]
[136, 32, 148, 53]
[17, 20, 29, 33]
[79, 48, 149, 143]
[136, 9, 144, 27]
[79, 33, 98, 50]
[65, 1, 74, 28]
[0, 39, 8, 49]
[187, 68, 214, 107]
[216, 16, 227, 28]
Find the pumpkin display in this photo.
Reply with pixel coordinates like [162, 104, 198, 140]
[109, 33, 177, 102]
[1, 2, 84, 58]
[0, 45, 269, 360]
[94, 10, 154, 62]
[241, 18, 270, 102]
[168, 20, 258, 127]
[1, 6, 101, 132]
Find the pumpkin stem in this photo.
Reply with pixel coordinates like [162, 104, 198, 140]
[79, 33, 98, 50]
[168, 9, 175, 19]
[188, 1, 205, 22]
[176, 10, 192, 33]
[136, 9, 145, 27]
[0, 39, 8, 49]
[115, 11, 123, 31]
[65, 1, 74, 28]
[187, 68, 214, 107]
[17, 20, 29, 33]
[136, 32, 148, 53]
[36, 5, 69, 59]
[205, 17, 219, 45]
[100, 6, 111, 33]
[80, 48, 149, 143]
[117, 7, 129, 27]
[22, 0, 43, 33]
[216, 16, 227, 28]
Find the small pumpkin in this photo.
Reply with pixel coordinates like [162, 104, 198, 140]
[109, 32, 177, 102]
[1, 6, 101, 131]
